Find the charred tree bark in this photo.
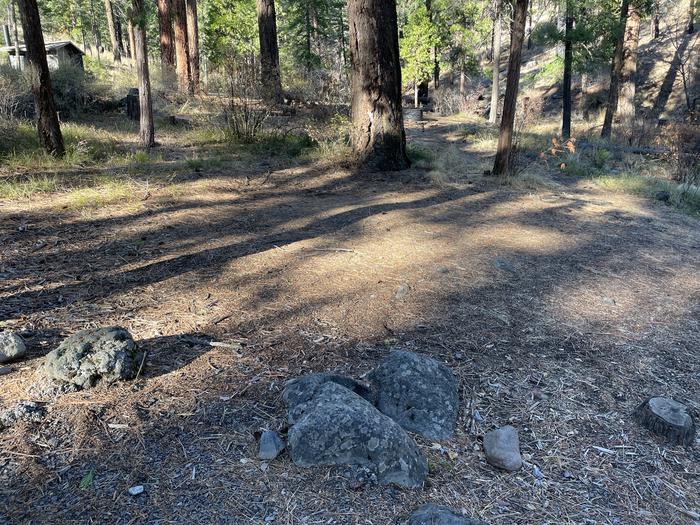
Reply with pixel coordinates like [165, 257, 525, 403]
[185, 0, 200, 93]
[104, 0, 121, 62]
[129, 0, 155, 147]
[601, 0, 630, 139]
[256, 0, 282, 103]
[562, 0, 573, 139]
[492, 0, 528, 176]
[172, 0, 192, 93]
[115, 16, 126, 57]
[156, 0, 175, 75]
[348, 0, 410, 170]
[618, 4, 640, 133]
[489, 1, 502, 124]
[16, 0, 64, 156]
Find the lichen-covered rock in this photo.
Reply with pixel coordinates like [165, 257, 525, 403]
[368, 350, 458, 440]
[407, 504, 489, 525]
[287, 381, 428, 488]
[634, 397, 696, 447]
[40, 327, 142, 390]
[0, 401, 45, 430]
[283, 372, 375, 424]
[0, 331, 26, 363]
[483, 426, 522, 472]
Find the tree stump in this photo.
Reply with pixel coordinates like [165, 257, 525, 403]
[634, 397, 696, 447]
[126, 88, 139, 121]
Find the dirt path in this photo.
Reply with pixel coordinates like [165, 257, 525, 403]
[1, 118, 699, 524]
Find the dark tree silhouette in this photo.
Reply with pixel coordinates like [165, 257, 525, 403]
[256, 0, 283, 102]
[601, 0, 630, 139]
[17, 0, 65, 156]
[492, 0, 528, 176]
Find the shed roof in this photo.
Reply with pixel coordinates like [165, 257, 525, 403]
[0, 40, 85, 56]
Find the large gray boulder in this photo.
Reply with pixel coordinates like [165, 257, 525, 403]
[0, 331, 26, 363]
[287, 381, 428, 488]
[40, 327, 143, 390]
[368, 350, 458, 440]
[407, 504, 489, 525]
[283, 372, 375, 424]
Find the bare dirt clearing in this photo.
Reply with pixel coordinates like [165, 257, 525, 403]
[1, 117, 699, 524]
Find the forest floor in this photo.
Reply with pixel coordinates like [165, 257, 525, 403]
[0, 113, 699, 524]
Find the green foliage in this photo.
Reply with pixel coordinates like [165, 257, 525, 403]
[201, 0, 258, 67]
[400, 4, 439, 85]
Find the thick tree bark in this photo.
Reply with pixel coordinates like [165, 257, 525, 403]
[156, 0, 175, 75]
[618, 4, 640, 132]
[16, 0, 64, 156]
[130, 0, 155, 147]
[256, 0, 282, 102]
[489, 1, 502, 124]
[492, 0, 528, 176]
[562, 0, 573, 138]
[104, 0, 121, 62]
[601, 0, 630, 139]
[185, 0, 200, 93]
[348, 0, 410, 170]
[172, 0, 191, 93]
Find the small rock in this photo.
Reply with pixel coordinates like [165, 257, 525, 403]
[655, 190, 671, 202]
[395, 283, 410, 300]
[39, 327, 143, 392]
[483, 426, 523, 472]
[128, 485, 144, 496]
[0, 401, 45, 430]
[493, 258, 517, 274]
[258, 430, 285, 460]
[0, 331, 26, 363]
[407, 503, 489, 525]
[369, 350, 458, 440]
[0, 366, 12, 376]
[436, 266, 450, 274]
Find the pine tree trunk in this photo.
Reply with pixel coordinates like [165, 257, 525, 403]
[489, 2, 502, 124]
[127, 18, 136, 62]
[172, 0, 191, 93]
[562, 0, 573, 139]
[156, 0, 175, 75]
[115, 17, 126, 57]
[130, 0, 155, 147]
[256, 0, 282, 102]
[90, 0, 102, 63]
[492, 0, 528, 176]
[104, 0, 121, 62]
[16, 0, 64, 156]
[348, 0, 410, 170]
[460, 69, 465, 96]
[527, 0, 533, 49]
[601, 0, 630, 139]
[185, 0, 200, 93]
[618, 4, 640, 133]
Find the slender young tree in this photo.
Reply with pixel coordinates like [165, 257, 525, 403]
[90, 0, 102, 63]
[127, 17, 136, 60]
[8, 0, 21, 70]
[172, 0, 192, 93]
[104, 0, 121, 62]
[16, 0, 65, 156]
[489, 0, 502, 124]
[156, 0, 176, 75]
[562, 0, 573, 138]
[601, 0, 630, 139]
[348, 0, 410, 170]
[618, 3, 640, 132]
[492, 0, 528, 176]
[256, 0, 283, 102]
[129, 0, 155, 147]
[185, 0, 200, 92]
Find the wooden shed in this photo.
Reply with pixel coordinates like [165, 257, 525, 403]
[1, 40, 85, 71]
